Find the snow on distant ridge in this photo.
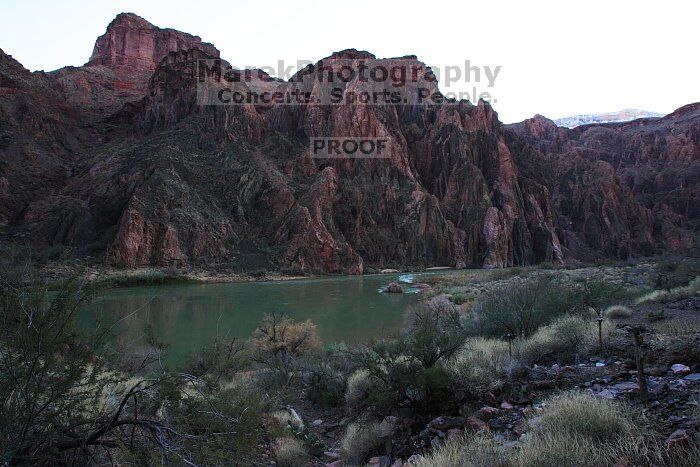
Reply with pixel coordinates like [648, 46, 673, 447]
[554, 109, 664, 128]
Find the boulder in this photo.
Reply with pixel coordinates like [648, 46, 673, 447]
[383, 282, 404, 293]
[671, 364, 691, 375]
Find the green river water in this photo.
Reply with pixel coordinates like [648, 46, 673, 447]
[78, 271, 456, 366]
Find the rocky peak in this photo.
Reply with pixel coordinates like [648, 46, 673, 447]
[325, 49, 376, 60]
[87, 12, 220, 72]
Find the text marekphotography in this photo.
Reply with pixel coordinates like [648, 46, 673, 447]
[196, 59, 500, 106]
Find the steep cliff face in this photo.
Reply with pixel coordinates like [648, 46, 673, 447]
[50, 13, 220, 118]
[0, 14, 697, 272]
[507, 105, 700, 260]
[87, 13, 219, 72]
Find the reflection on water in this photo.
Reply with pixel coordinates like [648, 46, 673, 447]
[78, 273, 451, 365]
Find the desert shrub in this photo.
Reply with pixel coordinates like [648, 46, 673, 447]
[403, 295, 468, 367]
[341, 421, 382, 465]
[604, 304, 632, 319]
[349, 338, 457, 415]
[654, 257, 700, 290]
[517, 392, 652, 466]
[250, 314, 321, 389]
[157, 377, 269, 465]
[303, 359, 347, 407]
[185, 337, 248, 384]
[473, 278, 563, 338]
[273, 437, 308, 467]
[447, 338, 521, 395]
[251, 313, 321, 361]
[636, 276, 700, 304]
[520, 314, 597, 365]
[414, 432, 509, 467]
[450, 291, 471, 305]
[473, 278, 626, 338]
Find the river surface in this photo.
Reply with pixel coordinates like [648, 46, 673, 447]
[78, 271, 455, 366]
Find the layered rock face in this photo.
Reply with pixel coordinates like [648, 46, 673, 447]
[50, 13, 220, 118]
[87, 13, 219, 72]
[0, 14, 697, 272]
[507, 106, 699, 260]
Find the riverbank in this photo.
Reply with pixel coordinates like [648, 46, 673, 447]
[38, 262, 464, 288]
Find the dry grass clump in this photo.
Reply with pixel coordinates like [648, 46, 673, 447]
[345, 369, 382, 411]
[414, 432, 509, 467]
[517, 392, 652, 466]
[520, 314, 597, 364]
[340, 421, 382, 465]
[447, 338, 520, 394]
[604, 304, 632, 319]
[636, 276, 700, 305]
[273, 436, 308, 467]
[448, 314, 600, 390]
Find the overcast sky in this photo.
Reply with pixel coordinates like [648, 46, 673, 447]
[1, 0, 697, 123]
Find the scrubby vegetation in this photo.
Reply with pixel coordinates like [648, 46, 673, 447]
[0, 261, 268, 465]
[2, 257, 700, 465]
[636, 276, 700, 304]
[98, 268, 202, 287]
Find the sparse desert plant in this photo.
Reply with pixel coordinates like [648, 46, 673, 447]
[636, 276, 700, 304]
[605, 304, 632, 319]
[414, 432, 509, 467]
[646, 309, 668, 322]
[517, 391, 652, 466]
[341, 421, 382, 465]
[273, 436, 308, 467]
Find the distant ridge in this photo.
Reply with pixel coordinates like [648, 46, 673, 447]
[554, 109, 664, 128]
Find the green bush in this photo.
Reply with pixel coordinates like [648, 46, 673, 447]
[473, 278, 627, 338]
[403, 295, 467, 367]
[303, 359, 347, 407]
[348, 336, 458, 415]
[100, 268, 199, 287]
[654, 258, 700, 290]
